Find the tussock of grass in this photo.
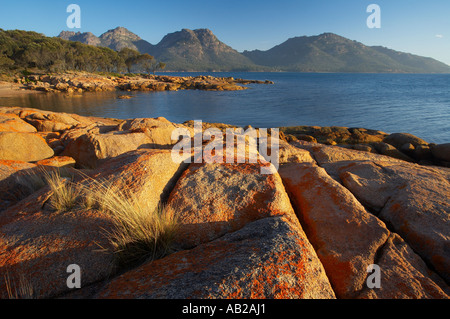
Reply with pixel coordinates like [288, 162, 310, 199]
[4, 272, 35, 299]
[45, 170, 82, 213]
[13, 168, 179, 269]
[80, 178, 179, 268]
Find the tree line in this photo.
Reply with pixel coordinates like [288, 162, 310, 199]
[0, 29, 165, 74]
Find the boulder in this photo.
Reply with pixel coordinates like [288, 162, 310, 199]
[383, 133, 428, 149]
[64, 131, 159, 168]
[279, 162, 390, 298]
[62, 118, 188, 168]
[23, 112, 80, 132]
[167, 160, 297, 249]
[372, 142, 414, 162]
[117, 117, 191, 146]
[431, 143, 450, 162]
[95, 216, 336, 299]
[0, 132, 54, 162]
[0, 113, 37, 133]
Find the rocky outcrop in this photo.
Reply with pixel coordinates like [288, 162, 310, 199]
[61, 117, 191, 168]
[279, 161, 449, 299]
[17, 72, 271, 94]
[282, 127, 450, 168]
[0, 107, 448, 300]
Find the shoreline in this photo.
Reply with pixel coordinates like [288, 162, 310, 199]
[1, 71, 274, 95]
[0, 81, 45, 97]
[0, 105, 448, 168]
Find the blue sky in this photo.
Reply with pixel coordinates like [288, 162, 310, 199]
[1, 0, 450, 65]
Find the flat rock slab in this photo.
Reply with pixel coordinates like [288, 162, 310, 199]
[95, 216, 336, 299]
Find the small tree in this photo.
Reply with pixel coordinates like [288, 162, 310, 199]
[137, 53, 155, 74]
[119, 48, 141, 74]
[153, 62, 166, 74]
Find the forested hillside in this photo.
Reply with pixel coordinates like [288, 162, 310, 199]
[0, 29, 163, 74]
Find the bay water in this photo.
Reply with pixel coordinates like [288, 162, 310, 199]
[1, 72, 449, 144]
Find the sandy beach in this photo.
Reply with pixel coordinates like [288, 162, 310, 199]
[0, 81, 44, 97]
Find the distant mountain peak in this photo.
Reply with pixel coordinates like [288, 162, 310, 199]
[58, 30, 101, 46]
[100, 27, 141, 42]
[56, 27, 450, 73]
[242, 33, 450, 73]
[58, 30, 79, 39]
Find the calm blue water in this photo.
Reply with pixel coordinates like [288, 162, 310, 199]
[1, 72, 449, 144]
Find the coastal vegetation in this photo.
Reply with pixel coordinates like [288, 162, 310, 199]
[0, 29, 165, 75]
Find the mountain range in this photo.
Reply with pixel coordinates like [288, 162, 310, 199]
[58, 27, 450, 73]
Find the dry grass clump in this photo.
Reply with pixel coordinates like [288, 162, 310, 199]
[45, 170, 82, 213]
[4, 272, 35, 299]
[58, 176, 179, 269]
[90, 180, 179, 268]
[14, 168, 179, 269]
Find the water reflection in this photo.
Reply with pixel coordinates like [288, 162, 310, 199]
[0, 72, 449, 144]
[0, 91, 125, 116]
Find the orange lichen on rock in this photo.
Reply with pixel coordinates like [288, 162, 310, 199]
[96, 216, 335, 299]
[167, 160, 298, 249]
[279, 162, 390, 298]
